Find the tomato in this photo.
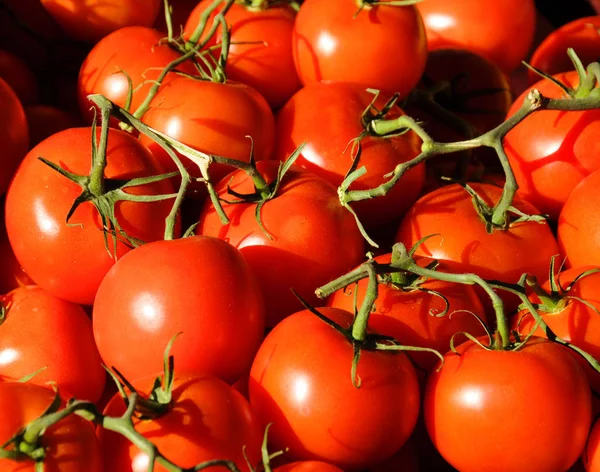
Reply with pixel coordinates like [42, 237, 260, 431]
[529, 16, 600, 83]
[5, 127, 178, 305]
[425, 337, 591, 472]
[416, 0, 536, 73]
[198, 161, 365, 327]
[328, 254, 486, 372]
[24, 105, 81, 147]
[40, 0, 162, 43]
[558, 169, 600, 268]
[585, 416, 600, 471]
[184, 1, 301, 109]
[0, 77, 28, 196]
[0, 205, 33, 294]
[275, 82, 424, 229]
[0, 382, 102, 471]
[504, 71, 600, 219]
[249, 307, 420, 470]
[274, 462, 344, 472]
[0, 49, 39, 105]
[395, 183, 560, 314]
[0, 285, 105, 401]
[93, 235, 265, 384]
[140, 75, 275, 185]
[78, 26, 196, 123]
[292, 0, 427, 96]
[99, 374, 262, 472]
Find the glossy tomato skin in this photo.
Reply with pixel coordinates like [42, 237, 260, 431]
[292, 0, 427, 96]
[249, 308, 420, 470]
[425, 337, 591, 472]
[505, 71, 600, 219]
[198, 161, 365, 327]
[99, 374, 262, 472]
[93, 236, 265, 384]
[0, 382, 102, 472]
[417, 0, 536, 73]
[0, 286, 105, 401]
[184, 1, 301, 109]
[328, 255, 486, 372]
[558, 170, 600, 267]
[274, 462, 344, 472]
[395, 183, 560, 313]
[0, 77, 29, 196]
[78, 26, 196, 123]
[529, 16, 600, 83]
[140, 75, 275, 185]
[5, 127, 178, 305]
[0, 49, 39, 105]
[40, 0, 162, 43]
[275, 82, 424, 229]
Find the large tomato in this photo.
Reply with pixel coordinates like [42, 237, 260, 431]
[249, 307, 420, 470]
[99, 374, 263, 472]
[198, 161, 365, 327]
[93, 235, 265, 384]
[184, 1, 301, 109]
[0, 285, 105, 401]
[425, 337, 591, 472]
[292, 0, 427, 96]
[504, 71, 600, 219]
[5, 127, 178, 305]
[275, 82, 424, 229]
[0, 382, 102, 471]
[416, 0, 536, 73]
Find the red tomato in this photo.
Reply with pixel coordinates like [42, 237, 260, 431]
[184, 1, 301, 109]
[425, 337, 591, 472]
[140, 75, 275, 185]
[93, 236, 265, 384]
[558, 170, 600, 268]
[275, 82, 424, 229]
[78, 26, 196, 123]
[274, 462, 344, 472]
[416, 0, 536, 73]
[0, 49, 39, 105]
[5, 127, 178, 305]
[99, 374, 262, 472]
[504, 71, 600, 219]
[585, 416, 600, 471]
[24, 105, 81, 147]
[0, 77, 28, 196]
[0, 382, 102, 471]
[40, 0, 162, 43]
[529, 16, 600, 83]
[395, 183, 560, 313]
[328, 255, 486, 372]
[0, 286, 105, 401]
[292, 0, 427, 96]
[198, 161, 365, 327]
[249, 307, 420, 470]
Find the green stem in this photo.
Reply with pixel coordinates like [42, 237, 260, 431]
[186, 0, 234, 48]
[350, 261, 378, 342]
[88, 103, 111, 196]
[163, 0, 174, 42]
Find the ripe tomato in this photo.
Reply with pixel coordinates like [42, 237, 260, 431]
[328, 255, 486, 372]
[395, 183, 560, 313]
[504, 71, 600, 219]
[275, 82, 424, 229]
[0, 77, 28, 196]
[93, 235, 265, 384]
[0, 382, 102, 472]
[292, 0, 427, 96]
[249, 307, 420, 470]
[0, 285, 105, 401]
[0, 49, 39, 105]
[24, 105, 81, 147]
[198, 161, 365, 327]
[529, 16, 600, 83]
[274, 462, 344, 472]
[416, 0, 536, 73]
[585, 416, 600, 471]
[40, 0, 162, 43]
[78, 26, 196, 123]
[99, 374, 263, 472]
[5, 127, 178, 305]
[425, 337, 591, 472]
[140, 75, 275, 185]
[558, 169, 600, 267]
[184, 1, 301, 109]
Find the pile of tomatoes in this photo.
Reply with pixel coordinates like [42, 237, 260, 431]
[3, 0, 600, 471]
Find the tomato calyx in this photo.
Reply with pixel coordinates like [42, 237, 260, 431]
[355, 0, 423, 14]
